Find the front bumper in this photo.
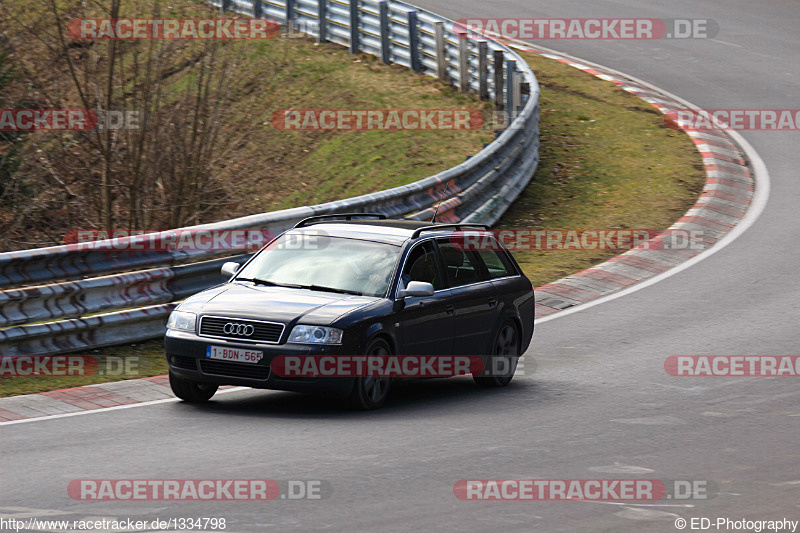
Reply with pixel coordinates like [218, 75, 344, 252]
[165, 330, 357, 397]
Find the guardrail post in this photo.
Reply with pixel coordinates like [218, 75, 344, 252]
[379, 1, 391, 64]
[458, 38, 469, 93]
[515, 78, 526, 117]
[286, 0, 295, 32]
[252, 0, 263, 18]
[318, 0, 328, 43]
[478, 41, 488, 100]
[493, 50, 504, 111]
[434, 22, 447, 82]
[349, 0, 360, 54]
[505, 59, 516, 119]
[520, 81, 531, 107]
[408, 11, 421, 73]
[453, 22, 469, 92]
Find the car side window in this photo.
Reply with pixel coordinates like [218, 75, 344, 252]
[400, 241, 443, 291]
[436, 240, 485, 287]
[475, 247, 517, 279]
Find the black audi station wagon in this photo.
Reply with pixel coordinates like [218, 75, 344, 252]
[165, 214, 534, 409]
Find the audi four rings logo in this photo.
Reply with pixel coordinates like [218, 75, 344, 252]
[223, 322, 255, 336]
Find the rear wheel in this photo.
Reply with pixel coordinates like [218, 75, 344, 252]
[348, 338, 392, 410]
[169, 371, 218, 403]
[474, 321, 519, 387]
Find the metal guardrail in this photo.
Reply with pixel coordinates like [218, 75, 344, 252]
[0, 0, 540, 355]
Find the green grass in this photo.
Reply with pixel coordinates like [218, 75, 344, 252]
[497, 51, 705, 285]
[0, 341, 168, 397]
[0, 44, 707, 398]
[239, 45, 497, 211]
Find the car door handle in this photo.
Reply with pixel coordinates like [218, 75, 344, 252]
[446, 305, 455, 316]
[488, 298, 498, 308]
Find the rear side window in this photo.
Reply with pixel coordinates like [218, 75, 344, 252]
[475, 248, 517, 279]
[436, 240, 484, 287]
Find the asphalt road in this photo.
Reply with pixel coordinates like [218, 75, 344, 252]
[2, 1, 799, 531]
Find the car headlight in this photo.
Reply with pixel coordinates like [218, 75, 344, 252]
[167, 311, 197, 332]
[287, 325, 343, 345]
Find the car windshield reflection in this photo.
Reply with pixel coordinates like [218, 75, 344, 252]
[236, 234, 400, 298]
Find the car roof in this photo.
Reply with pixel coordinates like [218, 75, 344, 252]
[287, 220, 487, 246]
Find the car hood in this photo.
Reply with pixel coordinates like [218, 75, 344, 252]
[177, 282, 378, 325]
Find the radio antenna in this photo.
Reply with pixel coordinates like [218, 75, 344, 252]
[431, 183, 450, 223]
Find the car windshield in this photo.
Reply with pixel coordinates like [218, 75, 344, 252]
[235, 233, 400, 298]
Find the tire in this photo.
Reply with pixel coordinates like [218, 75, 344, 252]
[348, 338, 392, 410]
[169, 371, 218, 403]
[474, 320, 519, 387]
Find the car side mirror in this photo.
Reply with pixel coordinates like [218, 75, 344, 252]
[221, 261, 240, 277]
[397, 281, 435, 299]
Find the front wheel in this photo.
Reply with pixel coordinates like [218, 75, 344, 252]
[474, 321, 519, 387]
[348, 338, 392, 410]
[169, 371, 218, 403]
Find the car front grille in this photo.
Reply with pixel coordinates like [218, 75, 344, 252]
[199, 316, 284, 344]
[199, 360, 271, 380]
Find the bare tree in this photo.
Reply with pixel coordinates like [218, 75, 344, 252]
[0, 0, 262, 245]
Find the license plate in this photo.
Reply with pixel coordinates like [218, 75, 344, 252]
[206, 345, 263, 364]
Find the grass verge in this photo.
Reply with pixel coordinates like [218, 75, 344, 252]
[499, 51, 705, 285]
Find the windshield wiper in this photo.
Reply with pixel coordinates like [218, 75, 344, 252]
[236, 278, 363, 295]
[236, 278, 302, 289]
[300, 284, 364, 296]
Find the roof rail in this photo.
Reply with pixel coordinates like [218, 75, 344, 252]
[294, 213, 387, 228]
[410, 223, 490, 239]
